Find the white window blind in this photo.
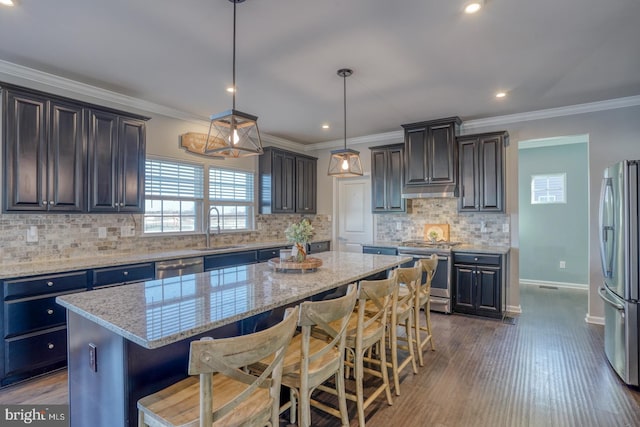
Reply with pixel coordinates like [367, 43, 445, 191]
[531, 173, 566, 204]
[144, 159, 204, 233]
[209, 167, 255, 231]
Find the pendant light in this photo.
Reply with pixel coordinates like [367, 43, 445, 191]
[200, 0, 263, 158]
[328, 68, 363, 177]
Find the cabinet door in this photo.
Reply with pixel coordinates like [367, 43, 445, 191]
[387, 146, 405, 211]
[118, 117, 145, 212]
[88, 110, 118, 212]
[429, 123, 456, 184]
[3, 90, 47, 211]
[404, 127, 428, 186]
[272, 150, 295, 213]
[48, 100, 85, 211]
[476, 266, 501, 315]
[479, 135, 503, 211]
[371, 149, 387, 212]
[295, 156, 316, 213]
[453, 264, 475, 313]
[458, 138, 478, 211]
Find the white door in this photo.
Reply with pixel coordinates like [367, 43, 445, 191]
[335, 176, 373, 252]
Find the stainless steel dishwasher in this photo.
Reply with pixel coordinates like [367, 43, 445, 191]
[155, 257, 204, 279]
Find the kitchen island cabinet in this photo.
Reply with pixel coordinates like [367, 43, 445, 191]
[57, 251, 410, 427]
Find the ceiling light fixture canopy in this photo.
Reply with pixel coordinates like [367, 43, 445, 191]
[185, 0, 263, 159]
[328, 68, 363, 178]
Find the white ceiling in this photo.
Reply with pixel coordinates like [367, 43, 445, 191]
[1, 0, 639, 144]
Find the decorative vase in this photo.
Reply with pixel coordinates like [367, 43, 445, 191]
[293, 242, 307, 263]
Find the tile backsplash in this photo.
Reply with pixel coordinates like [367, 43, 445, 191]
[375, 198, 510, 246]
[0, 213, 331, 265]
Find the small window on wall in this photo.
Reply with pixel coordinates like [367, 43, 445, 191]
[209, 167, 255, 232]
[144, 159, 204, 233]
[531, 173, 566, 204]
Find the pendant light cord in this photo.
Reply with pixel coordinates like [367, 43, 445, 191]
[232, 0, 237, 111]
[343, 72, 347, 150]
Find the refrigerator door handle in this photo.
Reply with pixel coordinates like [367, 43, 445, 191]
[598, 286, 625, 312]
[599, 177, 615, 278]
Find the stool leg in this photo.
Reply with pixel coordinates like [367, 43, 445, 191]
[379, 332, 393, 406]
[414, 303, 424, 366]
[407, 312, 418, 374]
[335, 366, 349, 426]
[391, 322, 400, 396]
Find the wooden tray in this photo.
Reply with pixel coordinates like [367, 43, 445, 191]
[268, 257, 322, 273]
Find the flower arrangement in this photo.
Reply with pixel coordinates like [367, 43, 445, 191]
[285, 218, 314, 262]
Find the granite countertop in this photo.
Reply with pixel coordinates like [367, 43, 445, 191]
[0, 240, 327, 280]
[56, 252, 411, 349]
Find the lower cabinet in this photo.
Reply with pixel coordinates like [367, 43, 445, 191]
[307, 240, 330, 254]
[1, 270, 89, 386]
[453, 252, 503, 318]
[362, 245, 398, 255]
[91, 262, 155, 289]
[205, 250, 258, 271]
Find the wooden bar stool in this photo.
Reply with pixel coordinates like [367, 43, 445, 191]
[253, 284, 358, 427]
[389, 264, 421, 395]
[137, 306, 299, 427]
[320, 274, 395, 427]
[415, 255, 438, 366]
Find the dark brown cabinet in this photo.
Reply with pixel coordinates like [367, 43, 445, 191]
[402, 117, 461, 196]
[453, 252, 503, 318]
[259, 147, 317, 214]
[88, 111, 146, 212]
[1, 270, 88, 386]
[2, 88, 85, 212]
[370, 144, 405, 213]
[458, 131, 508, 213]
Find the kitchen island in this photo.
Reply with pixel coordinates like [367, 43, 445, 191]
[56, 251, 410, 427]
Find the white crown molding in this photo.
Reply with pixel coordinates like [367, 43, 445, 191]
[0, 59, 307, 151]
[3, 59, 640, 153]
[310, 130, 404, 152]
[461, 95, 640, 131]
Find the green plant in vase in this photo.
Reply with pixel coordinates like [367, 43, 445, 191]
[285, 218, 314, 262]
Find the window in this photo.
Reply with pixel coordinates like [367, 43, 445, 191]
[144, 159, 204, 233]
[531, 173, 566, 204]
[209, 167, 255, 231]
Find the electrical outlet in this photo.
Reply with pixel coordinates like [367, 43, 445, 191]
[480, 221, 488, 233]
[98, 227, 107, 239]
[396, 222, 402, 231]
[26, 226, 38, 242]
[503, 223, 510, 233]
[559, 260, 566, 269]
[120, 226, 135, 237]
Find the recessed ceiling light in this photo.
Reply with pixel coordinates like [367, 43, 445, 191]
[226, 86, 235, 93]
[464, 1, 483, 14]
[322, 124, 330, 129]
[495, 91, 507, 98]
[0, 0, 16, 6]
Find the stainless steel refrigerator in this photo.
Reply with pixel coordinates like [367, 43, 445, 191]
[598, 160, 640, 386]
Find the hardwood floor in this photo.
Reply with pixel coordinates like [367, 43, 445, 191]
[2, 285, 639, 426]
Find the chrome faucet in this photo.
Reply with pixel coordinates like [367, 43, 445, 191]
[206, 206, 221, 248]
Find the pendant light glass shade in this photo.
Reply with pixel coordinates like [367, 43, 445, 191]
[328, 68, 363, 177]
[183, 0, 263, 158]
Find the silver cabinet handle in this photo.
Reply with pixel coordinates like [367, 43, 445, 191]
[119, 202, 124, 207]
[49, 200, 54, 205]
[48, 343, 54, 350]
[598, 286, 624, 311]
[43, 200, 48, 205]
[47, 281, 54, 287]
[47, 309, 54, 315]
[123, 271, 129, 276]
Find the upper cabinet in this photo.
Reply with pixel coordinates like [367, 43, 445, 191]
[370, 144, 405, 213]
[87, 111, 146, 212]
[3, 88, 85, 212]
[457, 131, 509, 213]
[402, 117, 461, 196]
[1, 83, 148, 214]
[259, 147, 317, 214]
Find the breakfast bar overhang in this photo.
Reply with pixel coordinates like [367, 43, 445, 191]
[56, 251, 410, 427]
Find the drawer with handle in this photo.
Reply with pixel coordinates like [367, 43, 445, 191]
[453, 253, 501, 266]
[3, 271, 88, 300]
[5, 294, 80, 338]
[4, 327, 67, 376]
[92, 263, 155, 288]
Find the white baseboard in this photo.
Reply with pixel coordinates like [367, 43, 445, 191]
[506, 305, 522, 315]
[585, 315, 605, 325]
[519, 279, 588, 290]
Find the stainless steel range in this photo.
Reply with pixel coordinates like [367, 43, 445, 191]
[397, 240, 459, 314]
